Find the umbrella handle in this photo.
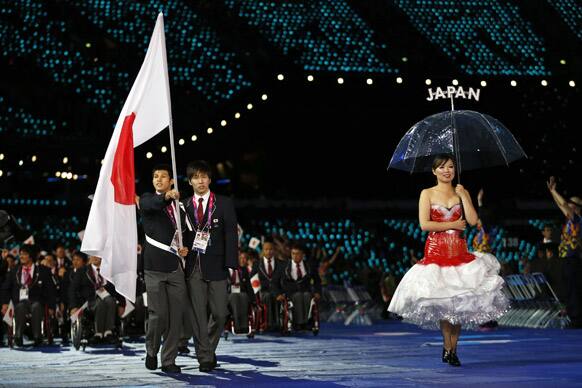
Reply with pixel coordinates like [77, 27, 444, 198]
[450, 93, 461, 184]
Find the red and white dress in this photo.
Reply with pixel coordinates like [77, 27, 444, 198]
[388, 204, 509, 329]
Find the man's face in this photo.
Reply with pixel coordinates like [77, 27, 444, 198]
[262, 243, 274, 259]
[56, 247, 65, 258]
[152, 170, 173, 193]
[291, 249, 304, 264]
[542, 227, 552, 239]
[189, 172, 211, 195]
[72, 255, 84, 269]
[90, 256, 102, 267]
[239, 253, 248, 267]
[44, 255, 56, 268]
[20, 251, 31, 265]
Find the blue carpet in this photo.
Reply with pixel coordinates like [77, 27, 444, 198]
[1, 321, 582, 387]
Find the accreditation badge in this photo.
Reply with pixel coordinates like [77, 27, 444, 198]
[20, 287, 29, 301]
[193, 231, 210, 254]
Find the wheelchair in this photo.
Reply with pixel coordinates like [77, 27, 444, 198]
[70, 303, 124, 351]
[279, 294, 320, 336]
[224, 294, 259, 340]
[7, 304, 54, 348]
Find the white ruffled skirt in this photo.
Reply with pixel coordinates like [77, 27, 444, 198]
[388, 252, 509, 329]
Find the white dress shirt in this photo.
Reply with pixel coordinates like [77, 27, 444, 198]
[21, 264, 35, 286]
[194, 191, 211, 215]
[263, 257, 275, 272]
[291, 260, 306, 281]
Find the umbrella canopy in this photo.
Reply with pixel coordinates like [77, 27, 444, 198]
[388, 110, 526, 174]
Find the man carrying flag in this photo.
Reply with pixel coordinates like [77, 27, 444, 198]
[139, 164, 190, 373]
[80, 13, 187, 373]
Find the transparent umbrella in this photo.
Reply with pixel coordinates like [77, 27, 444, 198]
[388, 110, 527, 180]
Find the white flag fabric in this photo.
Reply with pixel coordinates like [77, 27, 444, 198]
[250, 273, 261, 294]
[2, 300, 14, 326]
[121, 299, 135, 319]
[81, 13, 172, 303]
[248, 237, 261, 249]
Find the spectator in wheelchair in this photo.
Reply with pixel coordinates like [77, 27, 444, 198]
[228, 250, 255, 333]
[254, 240, 285, 330]
[69, 256, 125, 343]
[277, 243, 321, 331]
[1, 245, 56, 347]
[58, 251, 88, 344]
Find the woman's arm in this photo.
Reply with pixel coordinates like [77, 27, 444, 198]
[456, 185, 479, 226]
[419, 189, 466, 232]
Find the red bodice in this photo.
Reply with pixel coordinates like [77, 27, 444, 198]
[418, 204, 475, 267]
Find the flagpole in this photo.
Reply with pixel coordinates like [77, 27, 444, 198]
[158, 13, 183, 248]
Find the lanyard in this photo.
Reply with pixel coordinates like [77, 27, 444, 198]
[165, 201, 178, 228]
[192, 192, 216, 231]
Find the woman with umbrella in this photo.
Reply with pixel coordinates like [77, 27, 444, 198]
[388, 154, 509, 366]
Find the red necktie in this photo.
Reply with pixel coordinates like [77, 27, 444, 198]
[23, 267, 32, 287]
[267, 259, 273, 277]
[197, 197, 204, 226]
[296, 262, 303, 279]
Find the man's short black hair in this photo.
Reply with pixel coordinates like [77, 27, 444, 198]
[290, 243, 305, 253]
[72, 251, 88, 262]
[152, 164, 173, 179]
[186, 160, 212, 181]
[19, 245, 34, 256]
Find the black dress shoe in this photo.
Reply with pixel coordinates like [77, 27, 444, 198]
[15, 337, 23, 347]
[199, 362, 213, 373]
[178, 345, 190, 354]
[145, 355, 158, 370]
[448, 351, 461, 367]
[442, 348, 450, 363]
[161, 364, 181, 373]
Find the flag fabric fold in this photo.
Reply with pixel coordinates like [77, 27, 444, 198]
[81, 13, 172, 303]
[3, 300, 14, 326]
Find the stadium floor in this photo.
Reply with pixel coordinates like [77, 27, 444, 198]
[1, 321, 582, 387]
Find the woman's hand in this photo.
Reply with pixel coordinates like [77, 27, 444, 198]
[451, 219, 467, 231]
[455, 184, 470, 200]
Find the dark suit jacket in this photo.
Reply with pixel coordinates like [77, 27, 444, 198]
[1, 264, 56, 308]
[139, 192, 192, 273]
[280, 259, 322, 296]
[69, 265, 125, 309]
[252, 258, 285, 295]
[182, 193, 238, 281]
